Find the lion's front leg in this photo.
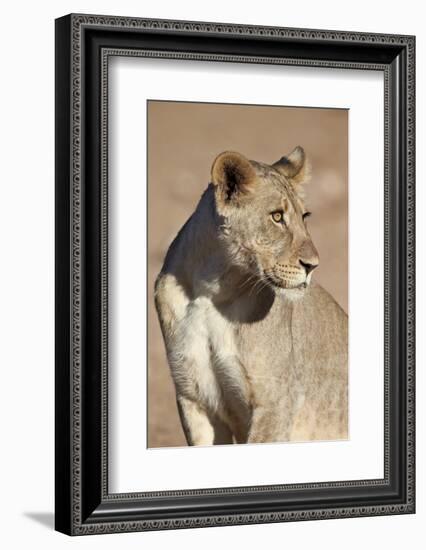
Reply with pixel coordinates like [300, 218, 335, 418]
[176, 395, 215, 446]
[155, 274, 236, 446]
[177, 395, 234, 446]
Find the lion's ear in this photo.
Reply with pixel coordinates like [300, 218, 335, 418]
[211, 151, 257, 205]
[273, 146, 311, 191]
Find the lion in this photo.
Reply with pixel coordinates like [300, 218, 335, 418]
[154, 147, 348, 445]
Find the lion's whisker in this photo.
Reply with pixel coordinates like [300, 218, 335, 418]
[255, 278, 270, 297]
[249, 276, 267, 297]
[237, 273, 257, 291]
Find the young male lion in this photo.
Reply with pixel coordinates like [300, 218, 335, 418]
[155, 147, 348, 445]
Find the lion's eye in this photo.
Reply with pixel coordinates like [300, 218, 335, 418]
[271, 211, 285, 224]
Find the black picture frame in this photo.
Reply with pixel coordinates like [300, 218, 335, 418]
[55, 13, 415, 536]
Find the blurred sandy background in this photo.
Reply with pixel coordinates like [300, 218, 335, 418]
[147, 101, 348, 448]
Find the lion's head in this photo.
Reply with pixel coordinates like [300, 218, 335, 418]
[211, 146, 319, 294]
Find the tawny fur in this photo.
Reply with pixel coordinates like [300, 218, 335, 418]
[155, 147, 348, 445]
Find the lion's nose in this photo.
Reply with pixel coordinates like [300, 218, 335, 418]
[298, 240, 319, 275]
[299, 259, 319, 275]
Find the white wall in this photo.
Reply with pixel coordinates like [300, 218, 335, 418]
[0, 0, 422, 547]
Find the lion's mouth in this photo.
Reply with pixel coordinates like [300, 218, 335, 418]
[264, 273, 308, 291]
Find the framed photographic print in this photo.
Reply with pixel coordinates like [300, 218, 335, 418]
[55, 14, 415, 535]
